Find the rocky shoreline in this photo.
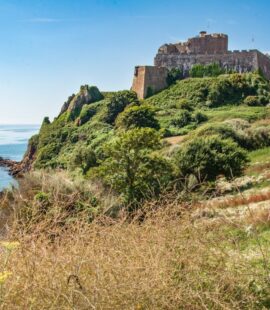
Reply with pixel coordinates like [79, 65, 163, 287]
[0, 157, 23, 177]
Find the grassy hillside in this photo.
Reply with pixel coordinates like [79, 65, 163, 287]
[28, 73, 270, 169]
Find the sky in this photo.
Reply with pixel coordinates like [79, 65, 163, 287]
[0, 0, 270, 124]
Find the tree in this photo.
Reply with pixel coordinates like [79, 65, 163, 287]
[103, 91, 139, 124]
[70, 145, 97, 174]
[116, 105, 160, 130]
[94, 128, 173, 206]
[174, 135, 248, 182]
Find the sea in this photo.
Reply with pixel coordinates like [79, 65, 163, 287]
[0, 125, 40, 191]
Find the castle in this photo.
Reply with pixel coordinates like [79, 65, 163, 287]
[132, 31, 270, 99]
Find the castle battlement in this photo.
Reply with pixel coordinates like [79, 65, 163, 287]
[132, 32, 270, 99]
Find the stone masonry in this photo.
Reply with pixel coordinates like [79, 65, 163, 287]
[132, 66, 168, 99]
[132, 31, 270, 99]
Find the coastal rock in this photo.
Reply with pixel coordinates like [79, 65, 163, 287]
[59, 85, 103, 118]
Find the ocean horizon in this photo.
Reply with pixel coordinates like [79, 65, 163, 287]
[0, 124, 40, 191]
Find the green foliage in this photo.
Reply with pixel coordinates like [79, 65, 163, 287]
[27, 73, 270, 183]
[190, 63, 226, 78]
[170, 110, 192, 128]
[193, 111, 208, 124]
[195, 119, 270, 151]
[243, 95, 269, 106]
[102, 90, 139, 124]
[167, 68, 184, 85]
[116, 105, 160, 130]
[93, 128, 173, 205]
[70, 145, 97, 174]
[77, 105, 97, 126]
[177, 99, 194, 111]
[244, 96, 261, 106]
[174, 135, 248, 181]
[147, 73, 270, 110]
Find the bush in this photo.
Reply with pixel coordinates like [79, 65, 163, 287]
[167, 68, 184, 85]
[193, 111, 208, 124]
[93, 128, 173, 206]
[77, 105, 97, 126]
[243, 95, 269, 107]
[190, 63, 226, 78]
[70, 145, 97, 174]
[116, 105, 160, 130]
[174, 135, 249, 182]
[103, 91, 138, 124]
[177, 99, 194, 111]
[170, 110, 192, 128]
[244, 96, 262, 106]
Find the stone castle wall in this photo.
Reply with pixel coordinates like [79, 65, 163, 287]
[154, 50, 259, 76]
[132, 66, 168, 99]
[131, 32, 270, 99]
[257, 50, 270, 79]
[158, 32, 228, 55]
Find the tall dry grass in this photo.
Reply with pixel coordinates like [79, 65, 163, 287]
[0, 172, 269, 309]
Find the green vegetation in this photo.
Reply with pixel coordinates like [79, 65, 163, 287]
[190, 63, 227, 78]
[174, 135, 248, 181]
[166, 68, 184, 85]
[93, 128, 172, 205]
[24, 72, 270, 206]
[116, 105, 160, 130]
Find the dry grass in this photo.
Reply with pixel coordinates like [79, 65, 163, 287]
[0, 172, 270, 309]
[0, 213, 265, 309]
[164, 135, 187, 145]
[202, 191, 270, 209]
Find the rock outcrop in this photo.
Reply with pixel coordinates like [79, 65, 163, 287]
[59, 85, 104, 119]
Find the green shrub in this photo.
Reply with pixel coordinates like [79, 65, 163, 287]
[77, 105, 97, 126]
[193, 111, 208, 124]
[70, 145, 97, 174]
[244, 96, 262, 106]
[116, 105, 160, 130]
[69, 145, 97, 174]
[174, 135, 248, 181]
[103, 91, 138, 124]
[170, 110, 192, 128]
[93, 128, 173, 206]
[177, 99, 194, 111]
[167, 68, 184, 85]
[190, 63, 226, 78]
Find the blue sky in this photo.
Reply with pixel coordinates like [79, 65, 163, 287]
[0, 0, 269, 124]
